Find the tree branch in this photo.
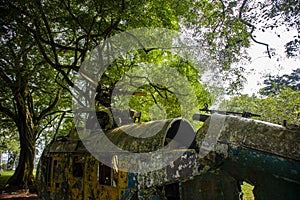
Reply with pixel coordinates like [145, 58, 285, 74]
[45, 110, 72, 117]
[53, 111, 66, 140]
[213, 0, 226, 34]
[0, 103, 17, 123]
[35, 115, 59, 141]
[0, 68, 13, 86]
[239, 0, 271, 58]
[33, 28, 76, 87]
[36, 0, 59, 66]
[36, 89, 62, 123]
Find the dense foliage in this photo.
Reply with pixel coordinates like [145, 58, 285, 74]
[225, 70, 300, 125]
[260, 68, 300, 96]
[0, 0, 299, 189]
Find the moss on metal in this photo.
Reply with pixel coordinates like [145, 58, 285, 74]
[36, 114, 300, 199]
[197, 114, 300, 160]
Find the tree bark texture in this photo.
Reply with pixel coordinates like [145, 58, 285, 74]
[6, 96, 36, 190]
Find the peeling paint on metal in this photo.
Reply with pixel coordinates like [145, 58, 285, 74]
[36, 115, 300, 199]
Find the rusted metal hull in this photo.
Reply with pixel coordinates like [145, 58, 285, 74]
[36, 115, 300, 199]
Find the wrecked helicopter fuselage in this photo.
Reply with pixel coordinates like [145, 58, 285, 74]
[36, 114, 300, 199]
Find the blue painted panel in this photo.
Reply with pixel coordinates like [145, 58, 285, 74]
[127, 172, 137, 188]
[227, 146, 300, 183]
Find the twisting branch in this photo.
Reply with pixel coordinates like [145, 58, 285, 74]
[122, 30, 159, 54]
[36, 0, 59, 65]
[238, 0, 271, 58]
[53, 111, 66, 140]
[36, 89, 62, 124]
[0, 68, 13, 87]
[212, 0, 226, 34]
[0, 103, 17, 123]
[44, 110, 72, 117]
[55, 72, 73, 95]
[35, 115, 59, 141]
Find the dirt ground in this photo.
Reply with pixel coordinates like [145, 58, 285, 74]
[0, 171, 41, 199]
[0, 192, 40, 200]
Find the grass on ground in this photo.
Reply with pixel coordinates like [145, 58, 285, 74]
[0, 170, 37, 189]
[0, 171, 14, 189]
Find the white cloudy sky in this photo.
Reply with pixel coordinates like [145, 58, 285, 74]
[241, 27, 299, 95]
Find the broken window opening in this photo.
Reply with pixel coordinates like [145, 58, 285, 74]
[98, 156, 118, 187]
[46, 157, 52, 186]
[164, 183, 180, 200]
[98, 163, 112, 186]
[51, 159, 58, 187]
[72, 156, 84, 178]
[164, 120, 197, 151]
[53, 162, 62, 188]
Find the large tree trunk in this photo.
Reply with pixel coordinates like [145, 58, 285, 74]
[7, 131, 35, 190]
[6, 98, 36, 190]
[0, 151, 2, 171]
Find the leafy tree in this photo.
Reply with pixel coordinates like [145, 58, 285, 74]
[100, 50, 210, 125]
[0, 115, 20, 171]
[9, 0, 297, 101]
[253, 0, 300, 58]
[1, 0, 299, 189]
[0, 5, 72, 188]
[225, 68, 300, 126]
[0, 0, 207, 189]
[225, 89, 300, 125]
[260, 68, 300, 96]
[18, 0, 259, 93]
[261, 89, 300, 125]
[187, 0, 299, 82]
